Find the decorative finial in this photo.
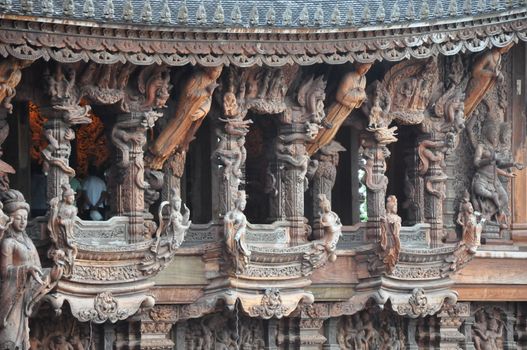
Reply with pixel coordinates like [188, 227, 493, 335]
[196, 0, 207, 25]
[178, 0, 189, 24]
[314, 5, 324, 26]
[63, 0, 74, 16]
[449, 0, 458, 16]
[160, 0, 172, 24]
[103, 0, 115, 20]
[213, 1, 225, 25]
[283, 2, 293, 26]
[376, 2, 386, 22]
[330, 4, 341, 25]
[477, 0, 486, 12]
[83, 0, 94, 17]
[420, 0, 430, 19]
[249, 4, 259, 26]
[345, 5, 355, 25]
[463, 0, 472, 14]
[122, 0, 134, 21]
[361, 3, 370, 24]
[299, 5, 309, 26]
[141, 0, 153, 23]
[391, 0, 401, 22]
[41, 0, 53, 15]
[406, 0, 415, 20]
[231, 3, 242, 25]
[266, 7, 276, 26]
[21, 0, 33, 13]
[0, 0, 12, 12]
[434, 0, 444, 17]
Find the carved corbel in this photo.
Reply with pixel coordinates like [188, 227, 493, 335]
[148, 65, 223, 170]
[391, 287, 458, 319]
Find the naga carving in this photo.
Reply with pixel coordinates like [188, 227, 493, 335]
[148, 65, 223, 170]
[307, 63, 371, 155]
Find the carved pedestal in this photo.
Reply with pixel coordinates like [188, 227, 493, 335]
[298, 317, 327, 350]
[139, 321, 174, 350]
[438, 303, 470, 350]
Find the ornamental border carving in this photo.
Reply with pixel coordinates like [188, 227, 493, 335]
[0, 12, 525, 67]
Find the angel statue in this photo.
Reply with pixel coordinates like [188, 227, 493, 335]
[318, 194, 342, 262]
[224, 190, 251, 274]
[155, 188, 191, 251]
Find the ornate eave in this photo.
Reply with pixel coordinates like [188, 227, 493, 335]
[0, 8, 525, 66]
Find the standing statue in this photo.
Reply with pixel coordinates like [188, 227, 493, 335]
[156, 188, 191, 249]
[381, 196, 401, 274]
[464, 44, 513, 118]
[0, 190, 59, 350]
[224, 190, 251, 274]
[457, 191, 484, 253]
[471, 119, 523, 229]
[318, 194, 342, 262]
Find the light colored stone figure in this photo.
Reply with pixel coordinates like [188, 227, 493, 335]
[318, 194, 342, 262]
[224, 190, 251, 274]
[0, 190, 51, 350]
[457, 190, 483, 253]
[156, 188, 190, 249]
[48, 184, 78, 278]
[381, 195, 401, 273]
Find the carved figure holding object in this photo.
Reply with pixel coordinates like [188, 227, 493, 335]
[317, 194, 342, 262]
[457, 190, 484, 253]
[224, 190, 251, 274]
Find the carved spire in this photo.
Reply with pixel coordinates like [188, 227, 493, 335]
[477, 0, 486, 12]
[490, 0, 499, 10]
[0, 0, 12, 12]
[196, 0, 207, 25]
[20, 0, 32, 13]
[249, 4, 259, 26]
[299, 5, 309, 26]
[63, 0, 74, 16]
[160, 0, 172, 24]
[103, 0, 115, 20]
[314, 5, 324, 26]
[83, 0, 95, 18]
[505, 0, 514, 8]
[283, 3, 293, 26]
[141, 0, 153, 23]
[420, 0, 430, 19]
[361, 3, 371, 24]
[266, 7, 276, 26]
[406, 0, 415, 20]
[345, 5, 355, 25]
[391, 1, 401, 22]
[122, 0, 133, 21]
[330, 4, 341, 25]
[178, 0, 189, 24]
[213, 1, 225, 25]
[434, 0, 444, 17]
[449, 0, 458, 16]
[231, 3, 242, 24]
[41, 0, 53, 15]
[376, 2, 386, 22]
[463, 0, 472, 13]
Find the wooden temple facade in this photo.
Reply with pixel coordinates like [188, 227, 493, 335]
[0, 0, 526, 348]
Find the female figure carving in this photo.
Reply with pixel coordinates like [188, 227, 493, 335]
[0, 190, 51, 349]
[318, 194, 342, 262]
[224, 191, 251, 274]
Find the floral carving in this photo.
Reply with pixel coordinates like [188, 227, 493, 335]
[77, 292, 129, 323]
[251, 288, 289, 319]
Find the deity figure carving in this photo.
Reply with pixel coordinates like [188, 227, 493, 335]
[457, 191, 484, 253]
[381, 195, 401, 274]
[472, 310, 504, 350]
[48, 184, 78, 278]
[307, 63, 371, 155]
[156, 188, 191, 249]
[149, 66, 223, 169]
[0, 190, 61, 350]
[470, 118, 523, 229]
[224, 190, 250, 274]
[0, 58, 31, 113]
[464, 44, 513, 118]
[317, 194, 342, 262]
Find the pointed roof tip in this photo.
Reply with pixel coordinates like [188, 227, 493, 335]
[376, 2, 386, 23]
[299, 4, 309, 26]
[406, 0, 415, 20]
[103, 0, 115, 20]
[83, 0, 95, 18]
[420, 0, 430, 19]
[362, 3, 370, 24]
[178, 0, 189, 24]
[314, 5, 324, 26]
[196, 0, 207, 25]
[0, 0, 12, 12]
[391, 1, 401, 22]
[249, 4, 259, 26]
[282, 3, 293, 26]
[266, 7, 276, 26]
[141, 0, 153, 23]
[330, 4, 341, 26]
[160, 0, 172, 24]
[345, 5, 354, 26]
[122, 0, 133, 21]
[449, 0, 459, 16]
[64, 0, 75, 16]
[434, 0, 444, 17]
[20, 0, 33, 13]
[463, 0, 472, 14]
[213, 1, 225, 25]
[41, 0, 53, 15]
[231, 3, 242, 25]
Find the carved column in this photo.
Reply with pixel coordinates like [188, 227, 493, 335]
[438, 302, 470, 350]
[322, 317, 340, 350]
[406, 318, 419, 350]
[162, 151, 186, 200]
[310, 141, 345, 239]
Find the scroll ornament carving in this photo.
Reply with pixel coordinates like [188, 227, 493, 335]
[0, 57, 31, 113]
[396, 288, 436, 318]
[380, 195, 401, 274]
[307, 63, 371, 155]
[251, 288, 289, 319]
[0, 190, 62, 350]
[224, 190, 251, 274]
[47, 183, 78, 279]
[77, 291, 129, 323]
[148, 66, 223, 170]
